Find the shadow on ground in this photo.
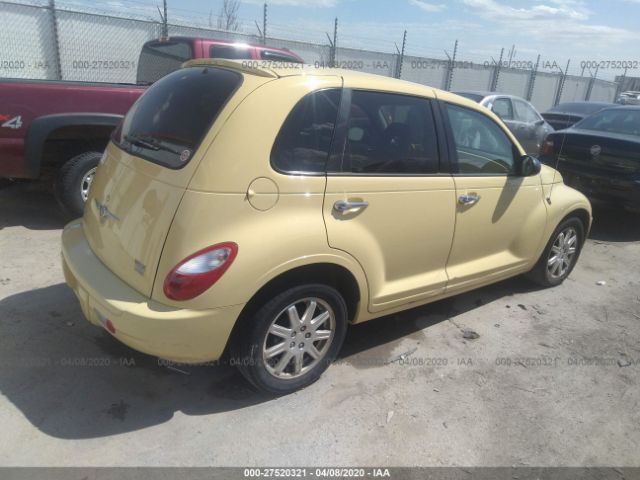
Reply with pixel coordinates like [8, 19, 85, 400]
[0, 276, 538, 440]
[0, 182, 67, 230]
[589, 203, 640, 243]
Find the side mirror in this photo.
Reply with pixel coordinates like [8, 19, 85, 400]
[516, 155, 542, 176]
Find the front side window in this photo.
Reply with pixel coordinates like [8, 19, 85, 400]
[210, 45, 253, 60]
[446, 103, 517, 175]
[341, 90, 439, 174]
[491, 98, 514, 121]
[113, 66, 242, 169]
[271, 89, 341, 174]
[513, 99, 540, 123]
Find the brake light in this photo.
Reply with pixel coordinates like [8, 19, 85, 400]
[542, 137, 555, 156]
[105, 319, 116, 335]
[163, 242, 238, 301]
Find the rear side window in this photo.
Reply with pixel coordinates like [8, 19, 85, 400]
[113, 67, 242, 169]
[342, 90, 439, 174]
[136, 41, 193, 84]
[271, 89, 341, 174]
[210, 45, 253, 60]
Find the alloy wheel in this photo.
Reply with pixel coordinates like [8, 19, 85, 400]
[80, 167, 97, 202]
[262, 297, 336, 379]
[547, 227, 578, 280]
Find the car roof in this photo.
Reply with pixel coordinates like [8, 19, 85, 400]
[145, 36, 299, 56]
[545, 101, 616, 114]
[452, 90, 526, 100]
[183, 59, 483, 108]
[600, 105, 640, 111]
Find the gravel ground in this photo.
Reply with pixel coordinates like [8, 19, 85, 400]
[1, 181, 639, 467]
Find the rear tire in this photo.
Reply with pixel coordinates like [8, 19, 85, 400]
[526, 217, 585, 287]
[231, 284, 348, 395]
[54, 151, 101, 218]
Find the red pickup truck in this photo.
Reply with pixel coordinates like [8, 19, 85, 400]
[0, 36, 303, 216]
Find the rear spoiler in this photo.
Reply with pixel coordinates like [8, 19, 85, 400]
[181, 58, 278, 78]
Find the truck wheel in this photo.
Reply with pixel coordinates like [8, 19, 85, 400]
[55, 151, 101, 218]
[231, 284, 348, 395]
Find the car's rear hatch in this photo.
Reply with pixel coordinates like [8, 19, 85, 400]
[82, 64, 271, 297]
[555, 129, 640, 175]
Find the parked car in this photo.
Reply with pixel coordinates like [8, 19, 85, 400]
[453, 91, 553, 154]
[540, 106, 640, 213]
[0, 37, 303, 217]
[617, 91, 640, 106]
[62, 59, 592, 394]
[542, 102, 616, 131]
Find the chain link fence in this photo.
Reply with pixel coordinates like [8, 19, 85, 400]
[0, 0, 620, 111]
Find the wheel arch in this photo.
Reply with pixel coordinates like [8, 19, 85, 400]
[24, 113, 122, 177]
[223, 261, 366, 359]
[561, 207, 591, 237]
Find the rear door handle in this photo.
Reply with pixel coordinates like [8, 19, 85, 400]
[334, 200, 369, 212]
[458, 194, 481, 206]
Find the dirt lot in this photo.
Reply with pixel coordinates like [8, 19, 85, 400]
[1, 181, 639, 467]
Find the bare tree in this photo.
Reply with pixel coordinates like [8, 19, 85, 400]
[217, 0, 241, 31]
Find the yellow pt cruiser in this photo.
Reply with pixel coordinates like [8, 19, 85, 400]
[62, 59, 591, 394]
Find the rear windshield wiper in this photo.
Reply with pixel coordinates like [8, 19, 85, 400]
[123, 133, 183, 155]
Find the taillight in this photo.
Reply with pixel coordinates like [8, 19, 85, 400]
[542, 137, 555, 156]
[163, 242, 238, 301]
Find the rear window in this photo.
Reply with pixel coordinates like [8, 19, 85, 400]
[260, 50, 303, 63]
[210, 44, 253, 60]
[575, 109, 640, 137]
[113, 66, 243, 169]
[136, 40, 193, 84]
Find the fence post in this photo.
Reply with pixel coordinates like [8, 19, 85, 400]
[263, 2, 267, 45]
[585, 64, 599, 101]
[526, 54, 540, 101]
[490, 48, 504, 92]
[394, 30, 407, 79]
[162, 0, 168, 37]
[444, 39, 458, 91]
[615, 67, 628, 101]
[553, 59, 570, 106]
[326, 18, 338, 66]
[47, 0, 62, 80]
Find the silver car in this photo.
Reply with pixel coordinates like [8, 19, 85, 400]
[453, 91, 554, 154]
[617, 91, 640, 106]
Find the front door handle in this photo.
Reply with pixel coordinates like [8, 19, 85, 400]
[458, 194, 481, 206]
[334, 200, 369, 212]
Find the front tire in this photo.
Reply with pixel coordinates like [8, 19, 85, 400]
[54, 151, 101, 218]
[527, 217, 585, 287]
[232, 284, 348, 395]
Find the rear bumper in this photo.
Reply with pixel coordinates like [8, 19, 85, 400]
[61, 221, 244, 363]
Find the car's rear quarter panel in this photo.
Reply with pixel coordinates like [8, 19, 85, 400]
[154, 74, 369, 313]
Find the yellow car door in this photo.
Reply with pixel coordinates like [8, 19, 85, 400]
[323, 89, 456, 313]
[441, 101, 547, 293]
